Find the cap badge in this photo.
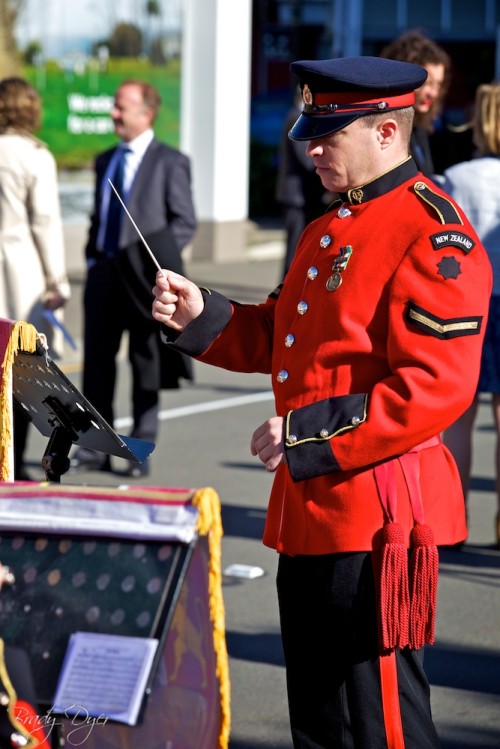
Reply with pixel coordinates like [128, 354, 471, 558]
[303, 84, 313, 106]
[326, 245, 353, 292]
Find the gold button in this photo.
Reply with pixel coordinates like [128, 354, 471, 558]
[319, 429, 329, 438]
[287, 434, 298, 444]
[277, 369, 289, 383]
[307, 266, 318, 280]
[351, 416, 361, 426]
[297, 301, 308, 315]
[285, 334, 295, 348]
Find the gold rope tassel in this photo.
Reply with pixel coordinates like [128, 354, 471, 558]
[0, 321, 38, 481]
[193, 486, 231, 749]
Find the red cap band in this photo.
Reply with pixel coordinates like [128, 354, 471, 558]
[311, 90, 415, 113]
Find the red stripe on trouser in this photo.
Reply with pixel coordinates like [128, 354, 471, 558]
[379, 651, 406, 749]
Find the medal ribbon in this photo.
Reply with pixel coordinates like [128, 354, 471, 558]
[326, 245, 354, 291]
[333, 245, 353, 271]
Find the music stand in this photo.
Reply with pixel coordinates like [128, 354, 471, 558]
[11, 342, 154, 482]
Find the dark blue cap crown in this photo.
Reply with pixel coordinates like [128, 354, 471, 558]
[289, 56, 427, 141]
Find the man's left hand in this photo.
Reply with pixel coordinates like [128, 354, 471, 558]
[250, 417, 285, 472]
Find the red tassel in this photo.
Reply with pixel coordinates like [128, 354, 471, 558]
[409, 523, 438, 649]
[378, 522, 410, 652]
[12, 699, 52, 748]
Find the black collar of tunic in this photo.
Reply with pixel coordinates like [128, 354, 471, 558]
[336, 156, 419, 206]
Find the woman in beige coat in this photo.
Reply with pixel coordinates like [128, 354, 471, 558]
[0, 77, 70, 479]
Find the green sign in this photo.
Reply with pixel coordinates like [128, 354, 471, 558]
[24, 59, 181, 169]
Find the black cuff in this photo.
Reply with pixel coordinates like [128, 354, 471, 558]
[160, 288, 232, 357]
[284, 393, 367, 482]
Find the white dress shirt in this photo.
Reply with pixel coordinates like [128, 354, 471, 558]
[97, 128, 155, 251]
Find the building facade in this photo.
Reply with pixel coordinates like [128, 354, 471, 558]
[249, 0, 500, 215]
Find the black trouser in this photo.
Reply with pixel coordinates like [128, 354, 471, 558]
[277, 552, 441, 748]
[83, 258, 159, 441]
[13, 402, 30, 478]
[282, 202, 326, 277]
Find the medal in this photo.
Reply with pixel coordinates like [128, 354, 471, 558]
[326, 272, 342, 291]
[326, 245, 353, 291]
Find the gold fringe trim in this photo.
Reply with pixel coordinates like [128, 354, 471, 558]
[193, 487, 231, 749]
[0, 322, 38, 482]
[0, 638, 40, 748]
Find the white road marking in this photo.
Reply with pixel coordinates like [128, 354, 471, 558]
[113, 390, 274, 430]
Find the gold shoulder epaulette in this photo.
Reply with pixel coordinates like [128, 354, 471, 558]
[413, 181, 463, 225]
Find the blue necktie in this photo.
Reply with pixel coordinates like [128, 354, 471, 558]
[103, 147, 130, 256]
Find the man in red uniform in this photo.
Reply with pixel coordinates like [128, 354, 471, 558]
[152, 57, 492, 748]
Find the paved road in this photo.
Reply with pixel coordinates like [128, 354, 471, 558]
[23, 221, 500, 749]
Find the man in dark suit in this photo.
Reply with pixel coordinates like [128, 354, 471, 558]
[72, 79, 196, 477]
[276, 87, 329, 277]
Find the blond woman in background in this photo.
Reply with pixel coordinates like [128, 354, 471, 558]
[0, 77, 70, 479]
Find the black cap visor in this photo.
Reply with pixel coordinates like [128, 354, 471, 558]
[289, 111, 362, 141]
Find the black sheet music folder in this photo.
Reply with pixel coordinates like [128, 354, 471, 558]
[11, 342, 154, 480]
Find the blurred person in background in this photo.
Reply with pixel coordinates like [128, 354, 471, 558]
[71, 79, 196, 478]
[276, 86, 330, 276]
[381, 29, 451, 178]
[0, 77, 71, 480]
[441, 83, 500, 547]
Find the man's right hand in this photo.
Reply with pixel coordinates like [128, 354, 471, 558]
[152, 270, 204, 332]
